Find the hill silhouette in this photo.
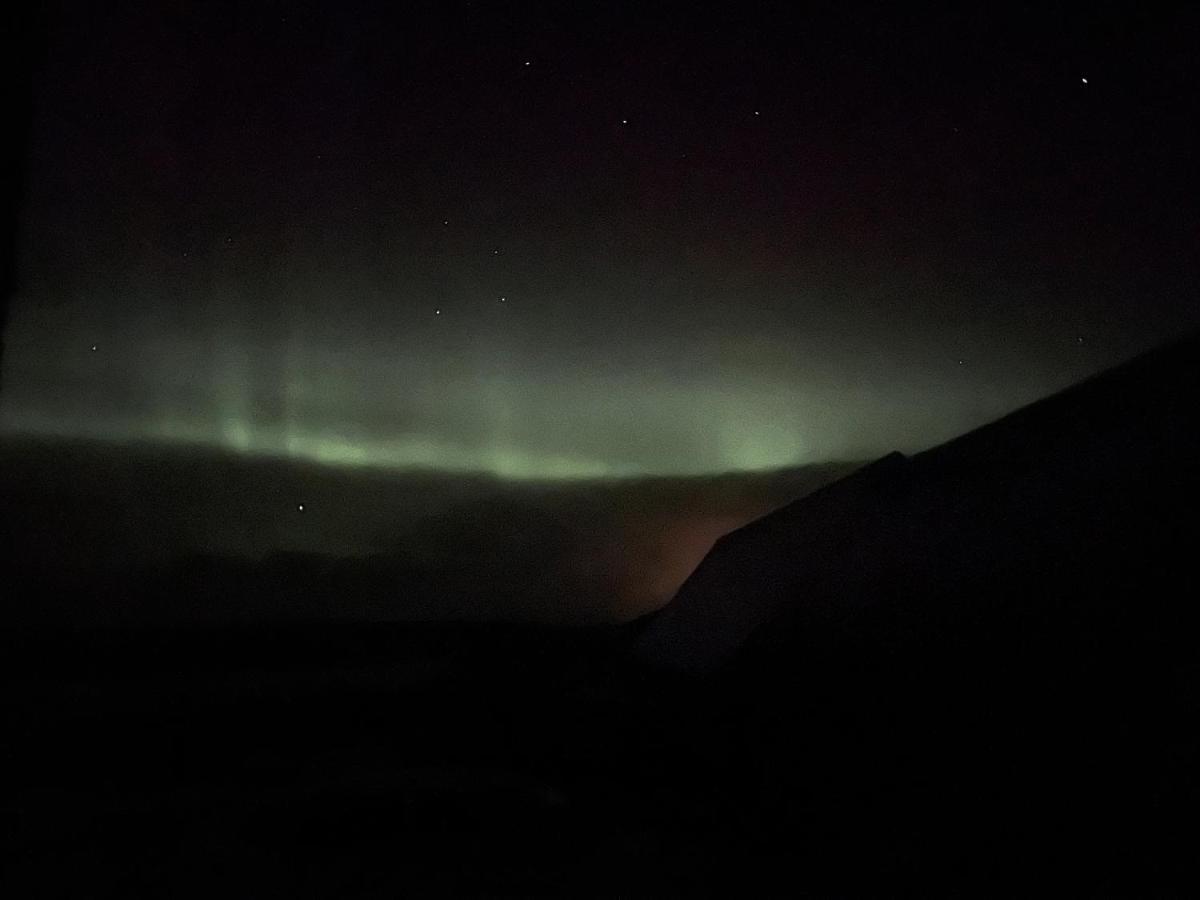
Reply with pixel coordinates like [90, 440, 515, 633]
[633, 328, 1200, 892]
[640, 329, 1200, 672]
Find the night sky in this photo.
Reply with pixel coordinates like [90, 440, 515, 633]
[4, 1, 1199, 478]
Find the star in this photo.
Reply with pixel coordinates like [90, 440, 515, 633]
[492, 248, 500, 255]
[90, 344, 97, 352]
[442, 219, 449, 225]
[499, 296, 506, 302]
[1081, 77, 1088, 84]
[754, 110, 760, 116]
[621, 118, 628, 125]
[297, 504, 305, 512]
[524, 60, 531, 66]
[435, 308, 441, 315]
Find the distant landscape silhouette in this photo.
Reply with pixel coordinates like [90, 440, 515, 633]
[3, 332, 1199, 896]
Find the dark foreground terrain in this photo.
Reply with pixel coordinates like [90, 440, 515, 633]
[3, 621, 683, 897]
[5, 333, 1200, 897]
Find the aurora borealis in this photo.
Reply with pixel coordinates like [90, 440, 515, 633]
[0, 319, 1062, 479]
[5, 10, 1199, 895]
[3, 2, 1199, 481]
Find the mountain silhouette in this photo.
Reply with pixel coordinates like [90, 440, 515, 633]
[632, 330, 1200, 893]
[638, 329, 1200, 673]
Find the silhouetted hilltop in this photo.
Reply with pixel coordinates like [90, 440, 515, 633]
[638, 329, 1200, 673]
[629, 330, 1200, 893]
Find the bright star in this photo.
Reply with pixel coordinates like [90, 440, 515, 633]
[1081, 77, 1088, 84]
[297, 504, 305, 512]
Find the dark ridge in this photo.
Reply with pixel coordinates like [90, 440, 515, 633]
[637, 328, 1200, 673]
[623, 329, 1200, 893]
